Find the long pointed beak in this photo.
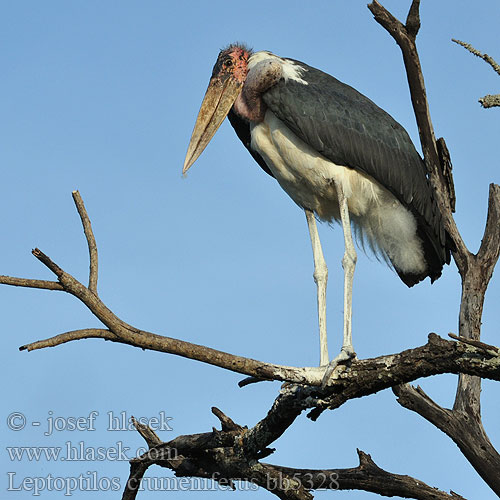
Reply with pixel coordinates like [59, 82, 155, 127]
[183, 76, 243, 175]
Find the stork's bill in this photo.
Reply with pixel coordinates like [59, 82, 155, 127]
[183, 78, 242, 174]
[183, 46, 249, 174]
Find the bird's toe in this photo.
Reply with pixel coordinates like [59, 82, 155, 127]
[320, 347, 356, 388]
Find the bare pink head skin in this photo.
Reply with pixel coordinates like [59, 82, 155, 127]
[212, 45, 251, 84]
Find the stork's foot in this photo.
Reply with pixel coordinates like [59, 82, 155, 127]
[321, 346, 356, 388]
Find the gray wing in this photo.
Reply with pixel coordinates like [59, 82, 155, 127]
[262, 61, 448, 271]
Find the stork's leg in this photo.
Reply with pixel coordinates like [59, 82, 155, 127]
[322, 182, 357, 385]
[305, 209, 329, 366]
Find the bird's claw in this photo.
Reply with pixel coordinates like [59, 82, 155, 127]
[321, 347, 356, 388]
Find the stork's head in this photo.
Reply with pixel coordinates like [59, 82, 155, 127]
[183, 44, 251, 174]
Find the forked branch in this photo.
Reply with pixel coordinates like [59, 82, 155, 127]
[368, 1, 500, 495]
[122, 406, 466, 500]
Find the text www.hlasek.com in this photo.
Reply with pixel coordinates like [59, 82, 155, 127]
[6, 441, 145, 462]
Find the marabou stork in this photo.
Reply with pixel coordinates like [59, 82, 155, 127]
[183, 44, 451, 377]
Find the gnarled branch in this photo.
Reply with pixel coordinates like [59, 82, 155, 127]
[122, 407, 466, 500]
[368, 1, 500, 495]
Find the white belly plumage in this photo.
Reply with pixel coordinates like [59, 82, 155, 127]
[250, 110, 427, 275]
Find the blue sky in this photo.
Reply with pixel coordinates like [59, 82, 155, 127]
[1, 1, 499, 498]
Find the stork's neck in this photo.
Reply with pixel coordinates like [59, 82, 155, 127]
[233, 51, 309, 123]
[233, 53, 281, 123]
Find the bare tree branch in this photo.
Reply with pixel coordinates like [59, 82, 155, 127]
[19, 329, 118, 351]
[211, 406, 246, 432]
[306, 333, 500, 420]
[9, 231, 497, 392]
[15, 316, 327, 385]
[368, 0, 466, 259]
[132, 416, 162, 448]
[25, 248, 327, 385]
[436, 137, 456, 213]
[394, 383, 500, 496]
[72, 190, 99, 294]
[478, 94, 500, 108]
[270, 450, 466, 500]
[451, 39, 500, 108]
[14, 321, 500, 390]
[122, 409, 466, 500]
[368, 2, 500, 495]
[449, 333, 499, 355]
[0, 275, 63, 291]
[477, 184, 500, 269]
[452, 39, 500, 76]
[452, 186, 500, 418]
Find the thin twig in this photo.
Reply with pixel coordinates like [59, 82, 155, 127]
[452, 39, 500, 76]
[0, 275, 63, 291]
[452, 39, 500, 109]
[211, 407, 245, 432]
[32, 248, 64, 276]
[72, 190, 98, 294]
[131, 416, 162, 447]
[238, 376, 273, 387]
[19, 329, 118, 351]
[479, 94, 500, 109]
[448, 333, 499, 354]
